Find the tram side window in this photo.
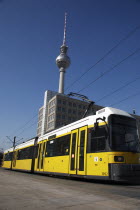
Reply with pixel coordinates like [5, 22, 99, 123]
[18, 146, 34, 160]
[90, 126, 107, 152]
[4, 152, 13, 161]
[46, 140, 55, 157]
[55, 135, 70, 156]
[46, 134, 70, 157]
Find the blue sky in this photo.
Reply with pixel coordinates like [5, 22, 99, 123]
[0, 0, 140, 150]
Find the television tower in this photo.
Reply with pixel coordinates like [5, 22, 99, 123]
[56, 13, 71, 94]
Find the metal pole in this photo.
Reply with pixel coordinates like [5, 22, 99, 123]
[10, 136, 16, 170]
[13, 136, 16, 149]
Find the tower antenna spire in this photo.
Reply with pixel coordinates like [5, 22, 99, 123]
[63, 12, 67, 46]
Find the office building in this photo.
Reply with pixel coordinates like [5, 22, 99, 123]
[37, 90, 57, 137]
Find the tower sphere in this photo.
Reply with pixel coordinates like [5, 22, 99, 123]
[56, 45, 71, 69]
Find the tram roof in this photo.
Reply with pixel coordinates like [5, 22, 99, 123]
[4, 107, 133, 153]
[39, 107, 133, 142]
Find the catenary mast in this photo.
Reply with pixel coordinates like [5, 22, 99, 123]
[56, 13, 71, 94]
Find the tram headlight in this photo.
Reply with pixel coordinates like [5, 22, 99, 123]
[114, 156, 124, 162]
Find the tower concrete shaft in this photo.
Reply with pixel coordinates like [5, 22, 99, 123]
[58, 67, 65, 93]
[56, 13, 71, 94]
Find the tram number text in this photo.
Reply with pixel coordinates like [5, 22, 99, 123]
[102, 172, 108, 176]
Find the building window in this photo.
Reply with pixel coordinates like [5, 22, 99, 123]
[62, 108, 65, 112]
[78, 104, 81, 109]
[57, 114, 61, 119]
[58, 107, 61, 111]
[73, 103, 76, 107]
[63, 100, 66, 105]
[48, 122, 54, 129]
[38, 121, 42, 127]
[52, 100, 55, 105]
[58, 99, 61, 104]
[62, 115, 65, 119]
[49, 107, 55, 114]
[48, 123, 50, 128]
[39, 115, 43, 121]
[73, 110, 76, 114]
[57, 122, 60, 127]
[68, 109, 71, 113]
[69, 102, 72, 106]
[49, 115, 54, 121]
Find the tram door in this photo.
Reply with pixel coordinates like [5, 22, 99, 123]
[37, 141, 46, 171]
[69, 126, 87, 175]
[69, 129, 78, 174]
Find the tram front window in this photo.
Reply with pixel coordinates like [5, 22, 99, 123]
[110, 115, 140, 152]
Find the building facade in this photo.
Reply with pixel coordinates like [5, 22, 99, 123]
[37, 90, 57, 137]
[37, 92, 103, 135]
[47, 94, 103, 132]
[37, 106, 44, 137]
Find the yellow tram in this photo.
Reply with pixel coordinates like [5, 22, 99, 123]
[3, 107, 140, 182]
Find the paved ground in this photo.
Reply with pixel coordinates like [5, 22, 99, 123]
[0, 168, 140, 210]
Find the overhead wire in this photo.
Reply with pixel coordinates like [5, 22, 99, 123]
[1, 113, 39, 149]
[110, 91, 140, 107]
[77, 48, 140, 93]
[16, 120, 38, 138]
[0, 138, 7, 146]
[0, 137, 12, 150]
[10, 113, 38, 137]
[65, 24, 140, 92]
[1, 120, 38, 149]
[3, 106, 47, 148]
[15, 103, 55, 141]
[96, 75, 140, 103]
[15, 138, 24, 144]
